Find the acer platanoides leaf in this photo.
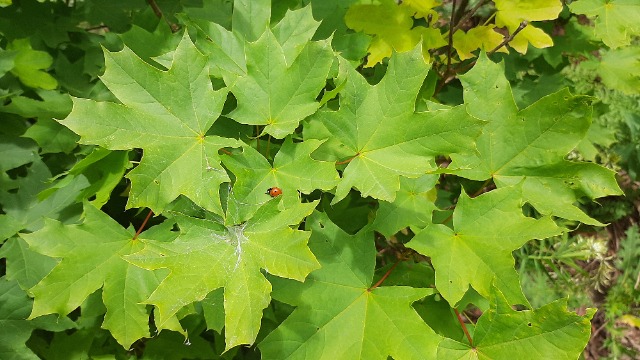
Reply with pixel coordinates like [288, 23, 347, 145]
[437, 287, 594, 360]
[125, 198, 320, 350]
[61, 33, 240, 215]
[407, 185, 562, 306]
[450, 52, 622, 225]
[21, 204, 164, 348]
[314, 46, 482, 203]
[260, 212, 442, 360]
[222, 138, 339, 208]
[569, 0, 640, 49]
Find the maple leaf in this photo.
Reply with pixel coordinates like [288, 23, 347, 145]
[494, 0, 562, 54]
[185, 5, 333, 139]
[450, 52, 621, 225]
[371, 174, 438, 238]
[222, 138, 339, 207]
[260, 212, 442, 359]
[20, 204, 165, 348]
[0, 158, 88, 241]
[437, 287, 594, 360]
[582, 47, 640, 95]
[345, 0, 446, 66]
[0, 278, 39, 360]
[61, 33, 240, 215]
[453, 25, 508, 60]
[7, 38, 57, 90]
[313, 46, 483, 203]
[407, 185, 562, 306]
[231, 0, 271, 42]
[125, 198, 320, 350]
[0, 237, 56, 290]
[569, 0, 640, 49]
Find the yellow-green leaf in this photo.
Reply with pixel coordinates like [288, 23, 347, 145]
[453, 25, 507, 60]
[494, 0, 562, 53]
[569, 0, 640, 49]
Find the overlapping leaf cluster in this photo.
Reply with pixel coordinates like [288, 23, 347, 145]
[0, 0, 627, 359]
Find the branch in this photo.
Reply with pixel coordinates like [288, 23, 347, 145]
[147, 0, 163, 18]
[488, 21, 528, 55]
[451, 0, 488, 35]
[445, 0, 458, 80]
[146, 0, 180, 33]
[435, 20, 529, 93]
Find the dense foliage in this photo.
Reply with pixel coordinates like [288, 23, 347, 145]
[1, 0, 639, 359]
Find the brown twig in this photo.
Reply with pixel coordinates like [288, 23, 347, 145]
[454, 308, 474, 346]
[451, 0, 488, 34]
[368, 260, 400, 291]
[488, 21, 528, 55]
[133, 209, 154, 241]
[146, 0, 180, 33]
[435, 20, 528, 94]
[444, 0, 457, 83]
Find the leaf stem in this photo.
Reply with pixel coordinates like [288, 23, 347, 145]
[335, 153, 359, 165]
[454, 308, 474, 346]
[266, 134, 272, 160]
[368, 260, 400, 292]
[482, 13, 496, 26]
[471, 178, 492, 198]
[255, 125, 260, 152]
[133, 209, 154, 241]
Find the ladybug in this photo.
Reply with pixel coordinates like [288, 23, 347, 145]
[266, 187, 283, 197]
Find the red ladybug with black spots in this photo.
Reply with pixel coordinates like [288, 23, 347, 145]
[266, 187, 282, 197]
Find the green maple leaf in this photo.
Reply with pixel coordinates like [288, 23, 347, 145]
[407, 185, 562, 306]
[222, 138, 339, 207]
[371, 174, 438, 238]
[225, 25, 333, 138]
[231, 0, 271, 42]
[42, 148, 131, 208]
[450, 53, 621, 225]
[313, 47, 483, 203]
[61, 33, 240, 215]
[185, 5, 333, 138]
[7, 38, 58, 90]
[0, 158, 88, 241]
[494, 0, 562, 54]
[437, 287, 594, 360]
[569, 0, 640, 49]
[125, 198, 320, 350]
[21, 204, 165, 348]
[0, 48, 15, 78]
[0, 237, 56, 290]
[260, 212, 442, 359]
[0, 278, 38, 360]
[583, 47, 640, 95]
